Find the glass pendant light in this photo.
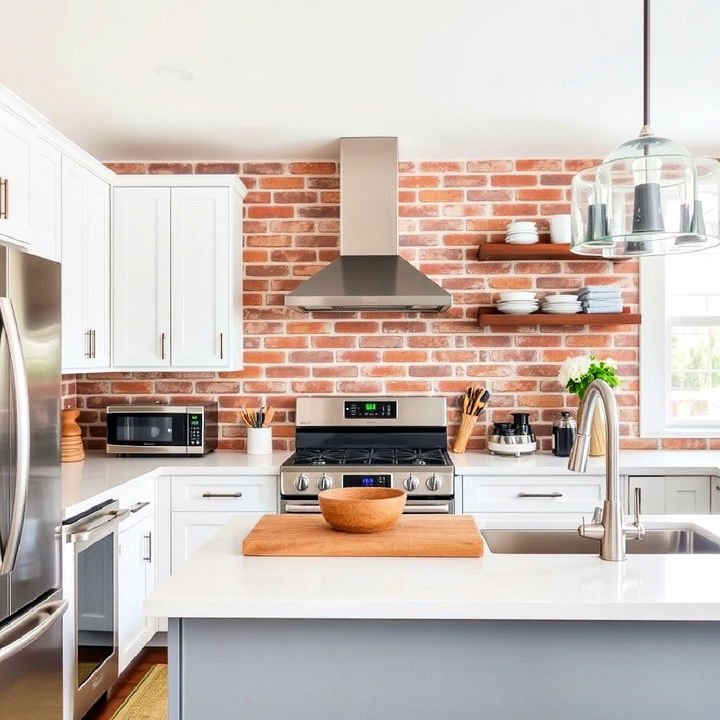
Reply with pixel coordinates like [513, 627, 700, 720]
[570, 0, 720, 258]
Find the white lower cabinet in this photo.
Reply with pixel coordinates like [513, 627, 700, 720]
[117, 481, 157, 673]
[627, 476, 711, 514]
[463, 474, 604, 517]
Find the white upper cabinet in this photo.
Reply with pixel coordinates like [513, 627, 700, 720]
[113, 187, 172, 367]
[61, 156, 111, 371]
[112, 177, 244, 371]
[170, 187, 230, 368]
[0, 107, 33, 248]
[30, 136, 62, 261]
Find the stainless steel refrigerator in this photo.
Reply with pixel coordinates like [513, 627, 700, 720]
[0, 246, 66, 719]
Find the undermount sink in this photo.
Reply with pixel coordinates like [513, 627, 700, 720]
[482, 529, 720, 555]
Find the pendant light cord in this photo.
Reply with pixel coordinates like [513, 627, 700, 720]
[640, 0, 652, 136]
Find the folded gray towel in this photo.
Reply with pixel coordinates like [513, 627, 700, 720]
[582, 303, 623, 314]
[577, 285, 622, 295]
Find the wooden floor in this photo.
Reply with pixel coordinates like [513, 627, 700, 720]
[82, 648, 168, 720]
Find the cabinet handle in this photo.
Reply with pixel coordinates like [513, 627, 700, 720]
[202, 492, 243, 498]
[143, 531, 152, 563]
[130, 501, 150, 513]
[161, 332, 166, 360]
[84, 330, 92, 358]
[220, 332, 224, 360]
[91, 329, 96, 359]
[0, 178, 7, 219]
[517, 492, 563, 498]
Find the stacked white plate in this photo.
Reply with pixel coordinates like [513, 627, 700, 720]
[496, 291, 539, 314]
[541, 294, 582, 314]
[506, 221, 539, 245]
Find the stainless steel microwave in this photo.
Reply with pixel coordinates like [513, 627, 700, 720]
[106, 403, 218, 455]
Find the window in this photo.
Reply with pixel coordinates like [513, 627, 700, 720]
[641, 245, 720, 436]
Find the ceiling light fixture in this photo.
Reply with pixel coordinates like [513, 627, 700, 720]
[570, 0, 720, 257]
[155, 66, 196, 83]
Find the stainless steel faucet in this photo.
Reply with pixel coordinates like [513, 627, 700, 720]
[568, 379, 644, 561]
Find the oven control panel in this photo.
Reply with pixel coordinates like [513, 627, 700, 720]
[344, 401, 397, 419]
[280, 471, 454, 496]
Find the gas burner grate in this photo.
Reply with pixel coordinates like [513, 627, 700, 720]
[289, 447, 450, 467]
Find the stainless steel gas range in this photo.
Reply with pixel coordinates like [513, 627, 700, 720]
[280, 396, 455, 514]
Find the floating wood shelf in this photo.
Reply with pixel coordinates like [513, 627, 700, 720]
[477, 243, 632, 262]
[477, 307, 641, 327]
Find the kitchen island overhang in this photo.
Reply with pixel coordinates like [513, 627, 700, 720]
[148, 515, 720, 720]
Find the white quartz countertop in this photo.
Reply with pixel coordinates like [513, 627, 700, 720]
[449, 449, 720, 476]
[62, 451, 290, 516]
[145, 514, 720, 622]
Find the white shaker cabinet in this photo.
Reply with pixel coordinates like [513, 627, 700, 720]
[0, 106, 33, 248]
[627, 476, 711, 514]
[171, 187, 230, 368]
[61, 156, 111, 371]
[112, 177, 245, 371]
[117, 478, 157, 673]
[112, 187, 172, 367]
[30, 136, 62, 261]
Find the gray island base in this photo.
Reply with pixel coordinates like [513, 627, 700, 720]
[168, 617, 720, 720]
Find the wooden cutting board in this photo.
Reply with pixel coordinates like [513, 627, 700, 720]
[242, 514, 484, 557]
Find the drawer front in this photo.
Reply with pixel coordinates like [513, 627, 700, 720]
[463, 475, 603, 513]
[171, 475, 278, 512]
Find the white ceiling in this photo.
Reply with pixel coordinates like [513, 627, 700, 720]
[2, 0, 719, 161]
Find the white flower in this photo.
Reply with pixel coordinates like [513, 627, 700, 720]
[603, 357, 617, 369]
[558, 355, 592, 388]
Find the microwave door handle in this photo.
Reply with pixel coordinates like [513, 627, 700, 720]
[0, 298, 30, 576]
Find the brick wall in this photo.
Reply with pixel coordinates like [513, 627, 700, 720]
[63, 157, 705, 452]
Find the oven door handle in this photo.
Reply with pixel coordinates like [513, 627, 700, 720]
[284, 504, 322, 513]
[0, 599, 68, 665]
[68, 509, 131, 543]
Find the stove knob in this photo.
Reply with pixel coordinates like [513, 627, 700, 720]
[317, 474, 333, 491]
[294, 474, 310, 492]
[426, 474, 442, 492]
[403, 474, 419, 491]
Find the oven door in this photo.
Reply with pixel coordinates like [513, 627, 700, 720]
[106, 406, 188, 453]
[63, 501, 130, 720]
[281, 499, 454, 514]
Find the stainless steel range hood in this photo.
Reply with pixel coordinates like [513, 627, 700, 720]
[285, 137, 451, 312]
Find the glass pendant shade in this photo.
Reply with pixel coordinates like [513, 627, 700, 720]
[570, 135, 720, 257]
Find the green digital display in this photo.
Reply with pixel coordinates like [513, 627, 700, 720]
[365, 403, 376, 410]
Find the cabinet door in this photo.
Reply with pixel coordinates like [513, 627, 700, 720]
[113, 187, 171, 367]
[171, 512, 259, 572]
[665, 476, 711, 514]
[85, 172, 111, 367]
[627, 477, 666, 514]
[170, 187, 230, 367]
[0, 107, 33, 246]
[30, 136, 62, 261]
[118, 513, 155, 673]
[61, 156, 110, 370]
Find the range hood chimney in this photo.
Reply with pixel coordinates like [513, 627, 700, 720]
[285, 137, 451, 312]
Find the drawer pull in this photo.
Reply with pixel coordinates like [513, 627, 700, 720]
[517, 492, 563, 498]
[202, 492, 243, 498]
[130, 501, 150, 513]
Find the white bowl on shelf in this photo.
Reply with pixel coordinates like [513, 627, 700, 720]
[507, 221, 537, 231]
[505, 233, 539, 245]
[498, 291, 537, 302]
[542, 294, 580, 304]
[542, 305, 582, 314]
[496, 305, 540, 315]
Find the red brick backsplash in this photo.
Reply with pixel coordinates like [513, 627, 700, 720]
[64, 159, 694, 452]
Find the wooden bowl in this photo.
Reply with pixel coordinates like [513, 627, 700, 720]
[318, 488, 407, 533]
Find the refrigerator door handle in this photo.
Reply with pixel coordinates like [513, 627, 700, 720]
[0, 598, 67, 665]
[0, 297, 31, 575]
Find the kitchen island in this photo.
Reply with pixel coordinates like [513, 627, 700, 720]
[147, 514, 720, 720]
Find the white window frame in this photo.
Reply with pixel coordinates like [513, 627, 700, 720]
[640, 255, 720, 437]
